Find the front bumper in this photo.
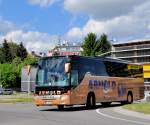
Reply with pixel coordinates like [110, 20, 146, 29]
[33, 95, 70, 106]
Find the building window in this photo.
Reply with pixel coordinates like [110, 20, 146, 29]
[137, 50, 150, 56]
[136, 44, 150, 49]
[137, 57, 150, 63]
[115, 46, 134, 51]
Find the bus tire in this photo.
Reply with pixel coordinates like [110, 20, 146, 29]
[86, 92, 96, 109]
[57, 105, 64, 110]
[127, 92, 133, 104]
[101, 102, 112, 107]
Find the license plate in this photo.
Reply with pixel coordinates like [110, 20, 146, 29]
[42, 95, 55, 99]
[45, 101, 52, 104]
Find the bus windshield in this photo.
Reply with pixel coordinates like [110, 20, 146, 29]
[36, 57, 70, 87]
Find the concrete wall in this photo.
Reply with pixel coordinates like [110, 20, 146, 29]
[21, 66, 38, 92]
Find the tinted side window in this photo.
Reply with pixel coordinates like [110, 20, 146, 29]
[78, 58, 108, 82]
[104, 61, 129, 77]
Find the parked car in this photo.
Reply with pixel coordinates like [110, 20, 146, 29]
[3, 88, 13, 95]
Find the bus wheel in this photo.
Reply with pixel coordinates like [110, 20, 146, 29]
[86, 93, 96, 109]
[101, 102, 112, 107]
[127, 92, 133, 104]
[58, 105, 64, 110]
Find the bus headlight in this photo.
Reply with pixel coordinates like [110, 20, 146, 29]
[60, 95, 69, 100]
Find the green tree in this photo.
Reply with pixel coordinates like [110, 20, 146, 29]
[1, 40, 27, 63]
[23, 55, 39, 66]
[81, 33, 97, 56]
[0, 40, 39, 88]
[99, 34, 111, 54]
[17, 42, 28, 60]
[8, 42, 20, 59]
[81, 33, 111, 56]
[2, 39, 12, 63]
[12, 57, 22, 65]
[0, 48, 5, 63]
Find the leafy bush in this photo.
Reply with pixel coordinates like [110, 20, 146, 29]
[0, 63, 20, 88]
[0, 56, 39, 88]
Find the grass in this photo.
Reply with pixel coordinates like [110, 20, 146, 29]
[0, 93, 33, 103]
[122, 103, 150, 114]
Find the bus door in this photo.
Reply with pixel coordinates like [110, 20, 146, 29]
[70, 64, 83, 104]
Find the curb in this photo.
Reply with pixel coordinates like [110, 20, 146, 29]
[113, 107, 150, 120]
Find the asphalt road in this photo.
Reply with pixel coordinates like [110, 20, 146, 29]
[0, 103, 149, 125]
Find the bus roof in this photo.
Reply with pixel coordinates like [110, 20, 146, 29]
[40, 55, 141, 65]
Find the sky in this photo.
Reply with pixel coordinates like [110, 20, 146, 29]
[0, 0, 150, 53]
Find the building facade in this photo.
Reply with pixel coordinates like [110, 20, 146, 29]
[112, 40, 150, 63]
[48, 44, 82, 56]
[110, 40, 150, 91]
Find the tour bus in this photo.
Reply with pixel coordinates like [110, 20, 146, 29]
[33, 55, 144, 109]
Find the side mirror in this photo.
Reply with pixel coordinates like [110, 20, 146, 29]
[65, 63, 71, 73]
